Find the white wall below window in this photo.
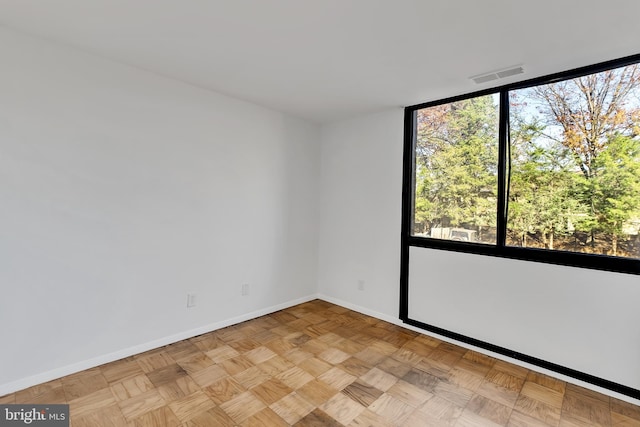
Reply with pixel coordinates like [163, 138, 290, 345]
[408, 247, 640, 391]
[317, 107, 640, 404]
[0, 27, 320, 393]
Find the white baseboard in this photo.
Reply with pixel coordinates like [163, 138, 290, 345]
[316, 293, 640, 407]
[0, 294, 318, 396]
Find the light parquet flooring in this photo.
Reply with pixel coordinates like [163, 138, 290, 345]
[2, 300, 639, 426]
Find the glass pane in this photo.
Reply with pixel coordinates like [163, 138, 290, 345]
[413, 94, 499, 244]
[507, 64, 640, 259]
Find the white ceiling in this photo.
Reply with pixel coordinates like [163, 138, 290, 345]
[1, 0, 639, 123]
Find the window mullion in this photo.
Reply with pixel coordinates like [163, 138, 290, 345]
[496, 90, 510, 248]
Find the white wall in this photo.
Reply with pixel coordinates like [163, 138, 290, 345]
[317, 108, 640, 402]
[317, 109, 404, 317]
[0, 27, 320, 393]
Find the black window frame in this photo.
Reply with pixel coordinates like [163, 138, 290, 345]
[402, 53, 640, 278]
[399, 53, 640, 400]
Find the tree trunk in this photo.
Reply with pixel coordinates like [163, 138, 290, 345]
[612, 234, 618, 256]
[549, 230, 554, 250]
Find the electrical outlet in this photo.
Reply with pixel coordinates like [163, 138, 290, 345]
[357, 279, 365, 291]
[241, 283, 250, 296]
[187, 293, 197, 308]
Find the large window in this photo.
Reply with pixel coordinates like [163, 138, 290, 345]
[404, 55, 640, 274]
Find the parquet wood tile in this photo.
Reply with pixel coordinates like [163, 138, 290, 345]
[241, 407, 288, 427]
[156, 376, 200, 402]
[0, 394, 15, 404]
[493, 360, 529, 379]
[401, 339, 437, 358]
[485, 368, 526, 393]
[284, 347, 314, 365]
[385, 379, 432, 407]
[146, 364, 188, 388]
[276, 366, 315, 390]
[186, 363, 226, 388]
[232, 365, 271, 389]
[219, 354, 254, 376]
[456, 357, 495, 377]
[342, 380, 384, 407]
[360, 367, 399, 392]
[317, 332, 344, 347]
[257, 355, 295, 377]
[101, 359, 145, 384]
[266, 337, 298, 355]
[244, 346, 277, 365]
[131, 406, 181, 427]
[62, 368, 109, 401]
[174, 352, 214, 375]
[296, 379, 339, 406]
[251, 378, 294, 405]
[202, 376, 246, 405]
[611, 411, 640, 427]
[2, 299, 638, 426]
[294, 408, 343, 427]
[612, 397, 640, 421]
[508, 409, 557, 427]
[402, 367, 441, 391]
[520, 380, 564, 408]
[218, 390, 266, 423]
[449, 367, 485, 392]
[561, 391, 612, 427]
[390, 347, 423, 365]
[477, 378, 521, 408]
[284, 332, 312, 347]
[70, 387, 117, 419]
[320, 392, 366, 425]
[164, 340, 201, 362]
[418, 394, 465, 425]
[354, 348, 387, 366]
[166, 391, 214, 423]
[415, 358, 453, 381]
[299, 338, 331, 355]
[404, 408, 456, 427]
[297, 357, 333, 378]
[136, 352, 175, 374]
[466, 394, 513, 425]
[319, 348, 351, 364]
[457, 409, 504, 427]
[74, 403, 130, 427]
[433, 380, 475, 407]
[377, 357, 413, 378]
[204, 345, 239, 363]
[348, 408, 394, 426]
[189, 333, 222, 353]
[14, 380, 66, 404]
[227, 337, 262, 354]
[526, 371, 567, 394]
[117, 388, 165, 421]
[317, 367, 357, 391]
[110, 374, 155, 401]
[340, 356, 375, 377]
[181, 406, 236, 427]
[513, 394, 561, 426]
[367, 393, 414, 425]
[270, 392, 315, 424]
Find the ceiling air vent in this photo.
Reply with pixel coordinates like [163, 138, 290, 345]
[470, 65, 524, 84]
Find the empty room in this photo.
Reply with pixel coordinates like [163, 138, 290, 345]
[1, 1, 639, 426]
